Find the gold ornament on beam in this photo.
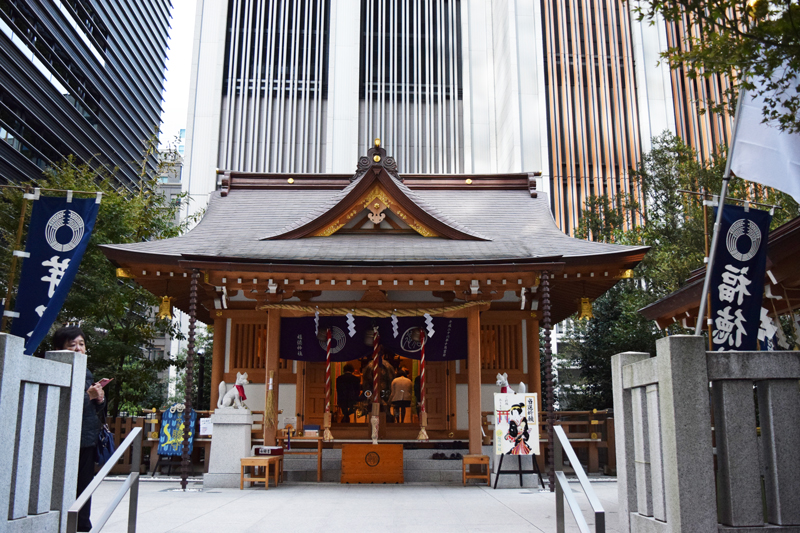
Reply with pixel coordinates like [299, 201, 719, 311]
[158, 296, 173, 320]
[577, 297, 594, 320]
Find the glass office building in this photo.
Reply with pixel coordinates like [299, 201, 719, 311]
[183, 0, 732, 234]
[0, 0, 171, 191]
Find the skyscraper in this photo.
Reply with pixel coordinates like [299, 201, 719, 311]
[0, 0, 171, 191]
[183, 0, 732, 233]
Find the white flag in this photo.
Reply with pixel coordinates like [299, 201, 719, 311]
[729, 75, 800, 204]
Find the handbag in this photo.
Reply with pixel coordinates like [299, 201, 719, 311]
[95, 409, 116, 465]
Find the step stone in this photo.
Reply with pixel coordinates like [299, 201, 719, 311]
[403, 469, 462, 483]
[279, 446, 472, 484]
[401, 449, 468, 460]
[404, 459, 462, 470]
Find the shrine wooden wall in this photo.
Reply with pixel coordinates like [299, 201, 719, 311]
[210, 308, 541, 407]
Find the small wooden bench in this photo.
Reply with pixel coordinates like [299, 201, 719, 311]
[240, 456, 283, 490]
[462, 454, 490, 486]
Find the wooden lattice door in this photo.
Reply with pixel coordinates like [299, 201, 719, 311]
[424, 361, 452, 431]
[303, 362, 326, 427]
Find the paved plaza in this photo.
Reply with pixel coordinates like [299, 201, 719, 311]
[92, 478, 619, 532]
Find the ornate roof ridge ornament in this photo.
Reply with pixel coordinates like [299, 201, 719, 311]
[353, 138, 400, 182]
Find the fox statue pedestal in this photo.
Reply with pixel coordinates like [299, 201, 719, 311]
[203, 409, 253, 488]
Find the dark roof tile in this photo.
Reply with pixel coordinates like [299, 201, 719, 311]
[103, 188, 647, 263]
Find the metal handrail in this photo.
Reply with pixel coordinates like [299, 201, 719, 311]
[554, 425, 605, 533]
[67, 427, 142, 533]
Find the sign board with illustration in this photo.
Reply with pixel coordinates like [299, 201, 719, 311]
[494, 393, 539, 455]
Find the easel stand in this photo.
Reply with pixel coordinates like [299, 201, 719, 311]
[493, 454, 545, 489]
[152, 454, 183, 476]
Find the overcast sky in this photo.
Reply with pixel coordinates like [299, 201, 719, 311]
[159, 0, 198, 147]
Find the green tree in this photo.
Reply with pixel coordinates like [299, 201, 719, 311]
[0, 138, 193, 415]
[560, 132, 800, 410]
[168, 330, 214, 410]
[636, 0, 800, 133]
[557, 283, 660, 410]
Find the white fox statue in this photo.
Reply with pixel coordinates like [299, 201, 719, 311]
[496, 372, 527, 394]
[217, 371, 249, 409]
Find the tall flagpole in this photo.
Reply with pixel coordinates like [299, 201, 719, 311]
[1, 186, 32, 332]
[695, 88, 747, 337]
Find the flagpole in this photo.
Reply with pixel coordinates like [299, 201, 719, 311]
[1, 187, 31, 332]
[694, 88, 747, 336]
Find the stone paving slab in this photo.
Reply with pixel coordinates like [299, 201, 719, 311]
[90, 478, 620, 532]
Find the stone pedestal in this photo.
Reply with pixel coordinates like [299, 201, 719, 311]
[203, 409, 253, 488]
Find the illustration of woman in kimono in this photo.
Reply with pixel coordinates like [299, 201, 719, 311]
[505, 403, 531, 455]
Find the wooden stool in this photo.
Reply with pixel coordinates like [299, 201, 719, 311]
[462, 454, 491, 486]
[240, 456, 283, 489]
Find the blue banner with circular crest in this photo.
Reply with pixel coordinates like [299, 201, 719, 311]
[709, 204, 771, 351]
[10, 196, 99, 354]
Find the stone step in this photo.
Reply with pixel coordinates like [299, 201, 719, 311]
[283, 469, 342, 483]
[282, 457, 464, 470]
[279, 446, 473, 484]
[401, 448, 468, 460]
[282, 453, 465, 464]
[283, 458, 342, 471]
[283, 469, 464, 484]
[403, 470, 462, 483]
[404, 458, 463, 470]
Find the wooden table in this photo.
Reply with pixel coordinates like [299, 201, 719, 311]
[277, 435, 323, 482]
[240, 456, 283, 489]
[462, 454, 490, 486]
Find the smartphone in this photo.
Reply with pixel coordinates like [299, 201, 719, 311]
[97, 378, 113, 388]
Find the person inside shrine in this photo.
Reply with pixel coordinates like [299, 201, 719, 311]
[359, 347, 396, 412]
[336, 363, 361, 423]
[390, 368, 413, 423]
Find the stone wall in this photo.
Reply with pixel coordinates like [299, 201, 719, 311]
[612, 335, 800, 532]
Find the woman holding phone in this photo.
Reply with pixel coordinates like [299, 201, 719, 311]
[52, 326, 108, 532]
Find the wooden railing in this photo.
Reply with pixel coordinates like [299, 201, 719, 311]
[107, 410, 266, 475]
[481, 409, 616, 474]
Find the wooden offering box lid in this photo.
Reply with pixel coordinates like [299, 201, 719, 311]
[255, 446, 284, 456]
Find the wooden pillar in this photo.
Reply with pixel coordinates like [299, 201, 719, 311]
[264, 309, 281, 445]
[467, 306, 482, 455]
[526, 316, 542, 412]
[209, 314, 227, 409]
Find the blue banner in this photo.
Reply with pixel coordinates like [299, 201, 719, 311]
[10, 196, 99, 354]
[158, 405, 196, 456]
[281, 316, 468, 362]
[710, 204, 771, 351]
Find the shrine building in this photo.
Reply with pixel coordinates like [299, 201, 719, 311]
[101, 144, 648, 454]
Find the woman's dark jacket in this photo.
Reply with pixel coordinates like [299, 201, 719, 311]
[81, 369, 104, 448]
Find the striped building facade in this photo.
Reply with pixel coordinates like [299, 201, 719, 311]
[0, 0, 171, 191]
[184, 0, 732, 233]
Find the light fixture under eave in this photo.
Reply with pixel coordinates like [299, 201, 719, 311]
[158, 296, 173, 320]
[577, 297, 594, 320]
